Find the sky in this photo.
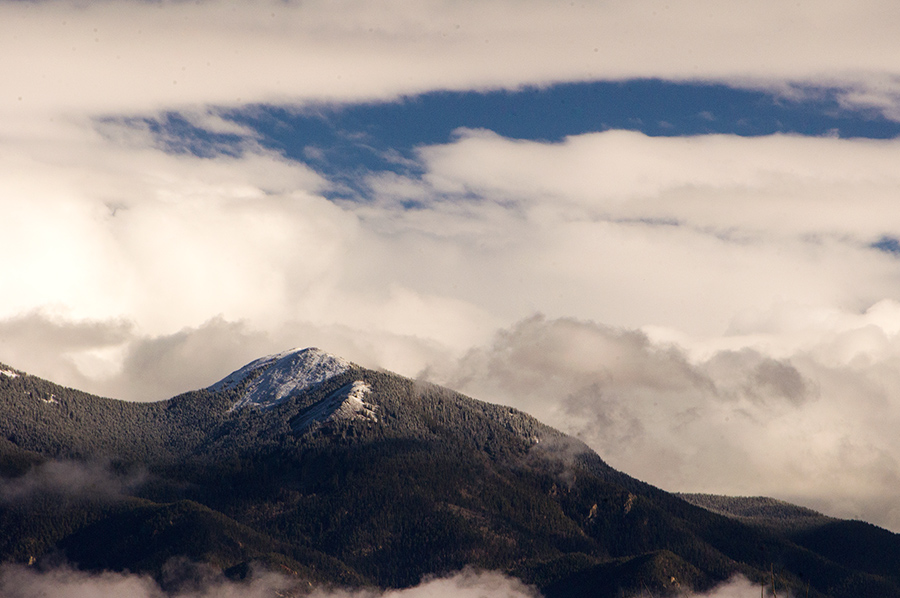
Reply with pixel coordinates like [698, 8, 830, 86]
[4, 0, 900, 540]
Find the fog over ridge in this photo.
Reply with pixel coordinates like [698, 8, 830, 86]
[0, 459, 147, 503]
[0, 563, 770, 598]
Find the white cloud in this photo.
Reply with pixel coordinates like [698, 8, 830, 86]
[0, 312, 133, 390]
[5, 119, 900, 532]
[5, 1, 900, 360]
[0, 312, 466, 403]
[0, 565, 540, 598]
[5, 0, 900, 119]
[367, 130, 900, 335]
[0, 122, 361, 328]
[0, 563, 773, 598]
[0, 561, 297, 598]
[434, 313, 900, 532]
[690, 576, 768, 598]
[0, 564, 163, 598]
[314, 569, 541, 598]
[0, 116, 503, 382]
[409, 129, 900, 243]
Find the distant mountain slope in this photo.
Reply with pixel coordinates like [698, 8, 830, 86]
[0, 349, 898, 598]
[677, 493, 834, 533]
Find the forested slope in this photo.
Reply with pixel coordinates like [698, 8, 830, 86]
[0, 353, 897, 598]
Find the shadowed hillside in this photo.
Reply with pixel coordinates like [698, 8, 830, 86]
[0, 350, 898, 598]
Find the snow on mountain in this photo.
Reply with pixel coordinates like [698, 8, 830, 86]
[0, 369, 19, 378]
[208, 347, 351, 411]
[292, 380, 378, 431]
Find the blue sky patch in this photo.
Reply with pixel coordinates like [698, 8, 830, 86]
[135, 79, 900, 200]
[873, 236, 900, 255]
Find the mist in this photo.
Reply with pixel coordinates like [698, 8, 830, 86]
[0, 565, 539, 598]
[0, 459, 147, 503]
[0, 563, 774, 598]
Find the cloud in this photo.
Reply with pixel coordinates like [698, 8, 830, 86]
[0, 312, 463, 402]
[0, 561, 786, 598]
[0, 116, 499, 394]
[0, 119, 334, 328]
[314, 569, 542, 598]
[0, 561, 297, 598]
[438, 315, 816, 469]
[413, 129, 900, 235]
[365, 130, 900, 335]
[0, 312, 133, 388]
[5, 0, 900, 120]
[0, 562, 773, 598]
[5, 121, 900, 533]
[433, 313, 900, 532]
[688, 576, 773, 598]
[9, 127, 897, 350]
[6, 5, 900, 379]
[96, 317, 278, 402]
[0, 459, 147, 503]
[103, 316, 468, 402]
[0, 565, 540, 598]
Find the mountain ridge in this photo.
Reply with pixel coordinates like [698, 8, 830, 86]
[0, 348, 897, 598]
[211, 347, 353, 411]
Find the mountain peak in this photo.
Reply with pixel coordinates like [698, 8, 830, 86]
[208, 347, 351, 411]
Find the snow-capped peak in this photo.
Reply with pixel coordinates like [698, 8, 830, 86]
[208, 347, 351, 411]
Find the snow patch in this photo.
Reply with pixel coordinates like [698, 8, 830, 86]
[40, 394, 58, 405]
[209, 348, 351, 411]
[292, 381, 378, 431]
[0, 369, 18, 379]
[331, 381, 378, 423]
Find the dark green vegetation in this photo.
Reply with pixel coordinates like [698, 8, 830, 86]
[677, 494, 834, 533]
[0, 358, 898, 598]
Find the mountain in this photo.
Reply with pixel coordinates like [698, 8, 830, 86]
[676, 494, 835, 533]
[0, 348, 898, 597]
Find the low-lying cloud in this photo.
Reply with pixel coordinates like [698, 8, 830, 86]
[0, 459, 147, 503]
[0, 563, 772, 598]
[0, 561, 294, 598]
[689, 576, 777, 598]
[0, 565, 541, 598]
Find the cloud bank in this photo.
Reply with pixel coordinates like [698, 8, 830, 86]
[0, 564, 769, 598]
[437, 313, 900, 532]
[5, 0, 900, 119]
[0, 566, 541, 598]
[8, 127, 900, 351]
